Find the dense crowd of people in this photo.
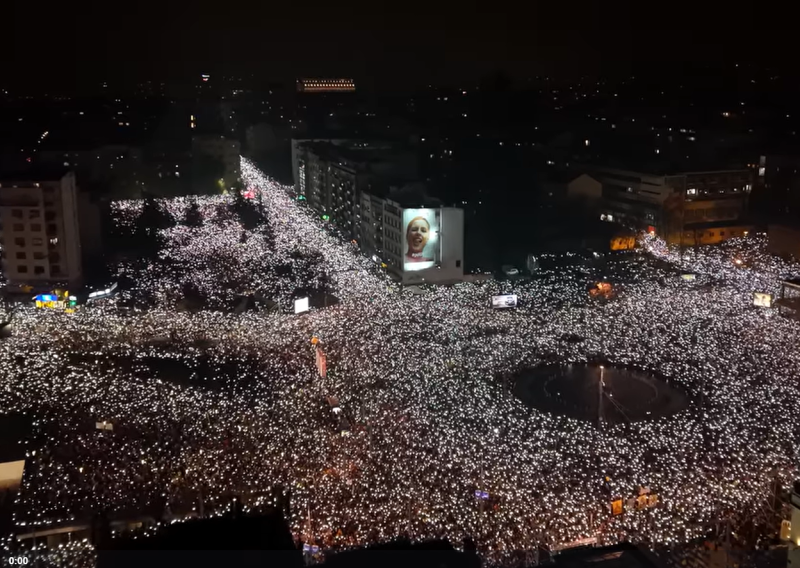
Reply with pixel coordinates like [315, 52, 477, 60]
[1, 158, 800, 566]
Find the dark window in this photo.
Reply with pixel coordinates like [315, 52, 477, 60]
[15, 252, 25, 260]
[720, 231, 725, 236]
[51, 265, 61, 275]
[29, 210, 40, 219]
[49, 252, 60, 262]
[46, 224, 57, 235]
[33, 252, 45, 260]
[43, 186, 55, 193]
[33, 266, 45, 275]
[12, 223, 23, 231]
[14, 237, 25, 246]
[32, 237, 43, 246]
[456, 260, 462, 268]
[44, 211, 56, 221]
[30, 224, 41, 232]
[17, 265, 28, 273]
[11, 209, 23, 219]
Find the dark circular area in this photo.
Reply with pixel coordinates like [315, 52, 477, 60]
[514, 364, 689, 424]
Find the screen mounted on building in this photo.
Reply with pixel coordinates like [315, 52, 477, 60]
[402, 208, 440, 272]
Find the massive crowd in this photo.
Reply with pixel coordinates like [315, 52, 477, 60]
[2, 158, 800, 565]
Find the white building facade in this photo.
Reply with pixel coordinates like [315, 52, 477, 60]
[360, 192, 464, 285]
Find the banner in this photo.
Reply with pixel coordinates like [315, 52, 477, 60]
[316, 347, 327, 378]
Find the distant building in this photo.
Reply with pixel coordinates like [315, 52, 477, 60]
[36, 144, 145, 199]
[0, 171, 85, 288]
[756, 154, 800, 223]
[191, 135, 241, 188]
[292, 140, 417, 239]
[577, 167, 753, 245]
[297, 79, 355, 93]
[290, 138, 350, 194]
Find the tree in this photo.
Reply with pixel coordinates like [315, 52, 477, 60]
[184, 200, 203, 227]
[192, 155, 226, 195]
[131, 195, 174, 257]
[139, 195, 174, 231]
[231, 187, 265, 231]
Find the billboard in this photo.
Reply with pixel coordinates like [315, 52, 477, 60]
[491, 294, 518, 309]
[402, 208, 439, 272]
[753, 292, 773, 307]
[294, 297, 309, 314]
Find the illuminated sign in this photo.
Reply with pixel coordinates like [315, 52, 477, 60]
[88, 282, 118, 300]
[753, 292, 773, 307]
[294, 297, 310, 314]
[474, 490, 490, 500]
[610, 236, 636, 251]
[491, 294, 518, 309]
[402, 208, 440, 272]
[681, 273, 696, 281]
[34, 290, 74, 310]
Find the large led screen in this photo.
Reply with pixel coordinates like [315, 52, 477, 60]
[753, 292, 773, 307]
[402, 208, 439, 272]
[491, 294, 518, 309]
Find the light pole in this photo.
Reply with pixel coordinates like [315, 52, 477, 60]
[598, 365, 605, 428]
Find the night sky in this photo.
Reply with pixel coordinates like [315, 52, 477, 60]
[4, 1, 789, 92]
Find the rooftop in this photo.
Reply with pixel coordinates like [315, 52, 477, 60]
[0, 166, 71, 183]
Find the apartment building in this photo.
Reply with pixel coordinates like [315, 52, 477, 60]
[0, 171, 83, 288]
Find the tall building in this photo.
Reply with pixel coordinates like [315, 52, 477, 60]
[293, 140, 417, 240]
[191, 135, 241, 189]
[756, 154, 800, 223]
[570, 167, 753, 245]
[292, 139, 463, 284]
[359, 191, 464, 285]
[0, 171, 83, 288]
[296, 79, 355, 93]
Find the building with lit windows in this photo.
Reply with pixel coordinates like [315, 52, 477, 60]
[755, 154, 800, 223]
[0, 171, 84, 288]
[292, 140, 417, 240]
[572, 167, 753, 245]
[297, 79, 356, 93]
[359, 189, 464, 286]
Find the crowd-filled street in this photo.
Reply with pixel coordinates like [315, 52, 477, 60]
[2, 158, 800, 565]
